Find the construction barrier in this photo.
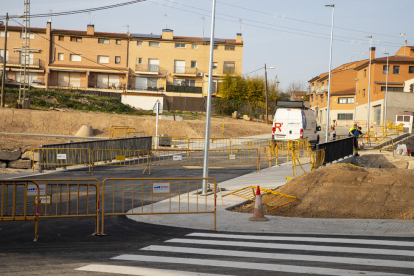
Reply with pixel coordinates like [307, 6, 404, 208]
[109, 126, 136, 139]
[151, 149, 260, 172]
[311, 149, 325, 170]
[0, 180, 40, 241]
[91, 149, 151, 173]
[100, 177, 217, 234]
[223, 186, 297, 211]
[32, 148, 92, 171]
[188, 138, 231, 150]
[152, 136, 189, 149]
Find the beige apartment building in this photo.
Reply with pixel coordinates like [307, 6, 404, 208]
[0, 22, 243, 109]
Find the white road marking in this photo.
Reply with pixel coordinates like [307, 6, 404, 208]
[166, 238, 414, 257]
[141, 245, 414, 269]
[76, 264, 233, 276]
[187, 232, 414, 247]
[112, 254, 407, 276]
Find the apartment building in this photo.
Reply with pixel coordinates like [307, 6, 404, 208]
[0, 21, 243, 108]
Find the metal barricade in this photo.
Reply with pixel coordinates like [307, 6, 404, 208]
[91, 149, 150, 173]
[188, 138, 232, 150]
[32, 148, 92, 171]
[101, 177, 217, 234]
[151, 149, 260, 172]
[152, 136, 189, 149]
[0, 180, 40, 241]
[230, 138, 272, 150]
[109, 126, 136, 139]
[311, 149, 325, 170]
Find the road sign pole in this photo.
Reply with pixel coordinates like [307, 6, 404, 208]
[155, 101, 159, 149]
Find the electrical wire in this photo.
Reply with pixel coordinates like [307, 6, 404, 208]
[243, 67, 264, 75]
[1, 0, 147, 19]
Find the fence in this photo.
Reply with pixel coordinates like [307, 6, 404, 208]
[101, 177, 217, 234]
[32, 148, 92, 171]
[152, 136, 189, 149]
[91, 149, 151, 173]
[0, 180, 40, 241]
[316, 137, 355, 164]
[109, 126, 137, 139]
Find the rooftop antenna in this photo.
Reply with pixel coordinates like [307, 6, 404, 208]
[238, 19, 244, 33]
[400, 33, 408, 55]
[83, 11, 94, 25]
[164, 14, 168, 29]
[200, 16, 205, 38]
[123, 24, 131, 35]
[49, 9, 52, 23]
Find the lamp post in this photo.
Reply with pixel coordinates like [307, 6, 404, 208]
[202, 0, 217, 194]
[384, 52, 389, 126]
[325, 4, 335, 142]
[264, 64, 274, 124]
[366, 36, 373, 134]
[354, 78, 358, 122]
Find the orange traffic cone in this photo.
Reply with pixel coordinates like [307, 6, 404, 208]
[249, 186, 269, 221]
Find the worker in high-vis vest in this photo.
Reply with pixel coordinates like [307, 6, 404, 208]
[349, 124, 358, 137]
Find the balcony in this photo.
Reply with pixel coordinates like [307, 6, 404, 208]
[0, 56, 44, 68]
[166, 84, 202, 93]
[321, 85, 328, 93]
[311, 86, 316, 93]
[307, 87, 311, 94]
[135, 64, 159, 74]
[173, 66, 197, 76]
[315, 87, 321, 94]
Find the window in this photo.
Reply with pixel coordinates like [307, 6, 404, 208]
[173, 79, 196, 86]
[20, 33, 34, 39]
[338, 97, 354, 104]
[115, 56, 121, 64]
[70, 54, 81, 62]
[135, 77, 158, 90]
[320, 95, 324, 103]
[213, 45, 218, 50]
[0, 31, 9, 37]
[58, 53, 64, 61]
[383, 65, 389, 74]
[364, 69, 367, 77]
[175, 43, 186, 48]
[98, 38, 110, 44]
[223, 61, 235, 74]
[58, 36, 64, 41]
[316, 95, 318, 100]
[97, 55, 109, 64]
[380, 86, 404, 92]
[225, 45, 235, 51]
[116, 39, 121, 45]
[191, 44, 198, 49]
[149, 41, 160, 47]
[338, 113, 353, 120]
[71, 36, 82, 42]
[409, 66, 414, 74]
[213, 62, 218, 69]
[136, 57, 142, 64]
[137, 41, 143, 46]
[363, 89, 366, 97]
[393, 65, 400, 74]
[191, 61, 197, 68]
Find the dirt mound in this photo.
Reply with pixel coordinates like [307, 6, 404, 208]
[354, 153, 414, 169]
[234, 163, 414, 220]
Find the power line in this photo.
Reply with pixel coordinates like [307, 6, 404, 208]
[243, 67, 264, 75]
[1, 0, 147, 19]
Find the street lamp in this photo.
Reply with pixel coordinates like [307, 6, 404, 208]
[264, 64, 274, 124]
[354, 78, 358, 122]
[325, 4, 335, 142]
[384, 51, 389, 126]
[366, 36, 373, 134]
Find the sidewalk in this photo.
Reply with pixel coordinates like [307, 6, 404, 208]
[128, 161, 414, 237]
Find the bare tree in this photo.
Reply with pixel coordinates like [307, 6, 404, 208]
[285, 80, 307, 94]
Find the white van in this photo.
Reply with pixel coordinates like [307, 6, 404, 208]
[272, 108, 321, 145]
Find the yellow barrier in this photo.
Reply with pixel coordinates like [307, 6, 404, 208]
[101, 177, 217, 234]
[31, 148, 92, 171]
[109, 126, 136, 139]
[230, 138, 272, 150]
[188, 138, 232, 150]
[1, 180, 40, 241]
[91, 149, 151, 174]
[151, 148, 260, 172]
[153, 136, 190, 149]
[223, 186, 297, 211]
[310, 149, 325, 170]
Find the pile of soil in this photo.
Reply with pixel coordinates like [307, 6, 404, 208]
[233, 163, 414, 220]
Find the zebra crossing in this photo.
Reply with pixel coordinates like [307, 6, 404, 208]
[76, 232, 414, 275]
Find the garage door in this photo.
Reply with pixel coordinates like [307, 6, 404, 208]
[58, 72, 69, 87]
[97, 74, 109, 89]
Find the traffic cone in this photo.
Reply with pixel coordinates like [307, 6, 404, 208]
[249, 186, 269, 221]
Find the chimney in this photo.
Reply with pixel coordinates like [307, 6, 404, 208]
[236, 33, 242, 43]
[369, 47, 376, 59]
[162, 29, 173, 40]
[87, 24, 95, 36]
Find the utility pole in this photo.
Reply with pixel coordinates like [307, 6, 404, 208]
[384, 52, 389, 126]
[1, 13, 8, 108]
[264, 63, 268, 124]
[366, 36, 373, 134]
[325, 4, 335, 142]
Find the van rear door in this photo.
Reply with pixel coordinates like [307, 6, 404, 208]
[273, 109, 288, 139]
[287, 110, 302, 139]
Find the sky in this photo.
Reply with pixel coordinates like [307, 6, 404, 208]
[2, 0, 413, 90]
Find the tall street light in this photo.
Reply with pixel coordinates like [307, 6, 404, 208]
[366, 36, 373, 134]
[384, 51, 389, 126]
[325, 4, 335, 142]
[202, 0, 217, 194]
[264, 64, 274, 124]
[354, 78, 359, 122]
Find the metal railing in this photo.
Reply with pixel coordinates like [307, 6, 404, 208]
[316, 137, 354, 164]
[174, 66, 197, 74]
[166, 85, 202, 93]
[101, 177, 217, 234]
[0, 56, 44, 67]
[109, 126, 137, 139]
[91, 149, 151, 173]
[31, 148, 92, 171]
[135, 64, 159, 73]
